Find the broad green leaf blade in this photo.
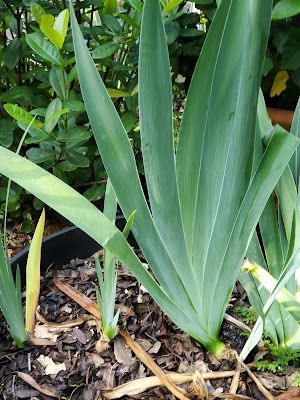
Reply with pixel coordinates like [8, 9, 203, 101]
[104, 179, 117, 223]
[240, 233, 267, 317]
[139, 0, 199, 306]
[0, 235, 26, 347]
[272, 0, 300, 20]
[0, 118, 36, 347]
[25, 209, 45, 334]
[251, 90, 273, 177]
[176, 0, 272, 331]
[259, 197, 284, 278]
[240, 317, 263, 360]
[69, 0, 192, 310]
[26, 32, 62, 65]
[208, 126, 299, 334]
[290, 97, 300, 185]
[276, 167, 300, 248]
[0, 146, 213, 346]
[177, 0, 271, 264]
[242, 227, 286, 346]
[103, 179, 118, 326]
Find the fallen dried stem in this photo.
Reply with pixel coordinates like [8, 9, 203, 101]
[224, 313, 251, 332]
[241, 361, 275, 400]
[229, 351, 241, 400]
[36, 311, 90, 330]
[102, 370, 238, 399]
[192, 370, 209, 400]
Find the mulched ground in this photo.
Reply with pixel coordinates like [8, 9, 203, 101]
[0, 246, 299, 399]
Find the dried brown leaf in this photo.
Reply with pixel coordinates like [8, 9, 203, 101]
[16, 372, 60, 398]
[276, 388, 300, 400]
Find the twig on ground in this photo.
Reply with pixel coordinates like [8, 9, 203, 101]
[241, 361, 275, 400]
[224, 313, 251, 332]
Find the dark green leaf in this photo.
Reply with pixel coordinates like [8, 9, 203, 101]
[0, 87, 33, 104]
[102, 15, 122, 35]
[0, 120, 14, 147]
[3, 39, 22, 70]
[26, 32, 62, 65]
[164, 21, 180, 45]
[49, 67, 67, 99]
[26, 147, 56, 163]
[65, 149, 90, 167]
[180, 28, 204, 37]
[272, 0, 300, 20]
[83, 183, 106, 201]
[92, 42, 120, 59]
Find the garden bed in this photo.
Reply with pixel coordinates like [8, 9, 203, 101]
[0, 247, 298, 400]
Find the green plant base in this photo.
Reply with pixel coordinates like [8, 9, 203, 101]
[206, 339, 226, 357]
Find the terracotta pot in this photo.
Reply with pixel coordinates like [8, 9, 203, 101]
[267, 107, 294, 131]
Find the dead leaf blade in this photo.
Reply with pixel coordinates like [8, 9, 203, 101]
[16, 371, 60, 398]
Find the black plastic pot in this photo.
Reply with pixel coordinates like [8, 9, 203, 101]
[10, 217, 135, 283]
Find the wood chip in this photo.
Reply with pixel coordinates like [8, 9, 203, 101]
[114, 337, 132, 365]
[148, 341, 161, 354]
[72, 327, 87, 344]
[37, 355, 66, 376]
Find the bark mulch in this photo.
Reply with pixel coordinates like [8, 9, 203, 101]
[0, 248, 299, 399]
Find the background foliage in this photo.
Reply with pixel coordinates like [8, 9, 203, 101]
[0, 0, 300, 231]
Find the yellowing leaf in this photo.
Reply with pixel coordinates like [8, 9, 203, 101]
[53, 9, 69, 43]
[25, 209, 45, 334]
[40, 9, 69, 49]
[165, 0, 183, 12]
[107, 88, 131, 98]
[270, 70, 289, 97]
[103, 0, 117, 14]
[40, 14, 63, 49]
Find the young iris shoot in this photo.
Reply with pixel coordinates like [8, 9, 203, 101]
[0, 209, 45, 347]
[0, 119, 45, 348]
[0, 0, 298, 355]
[95, 179, 135, 341]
